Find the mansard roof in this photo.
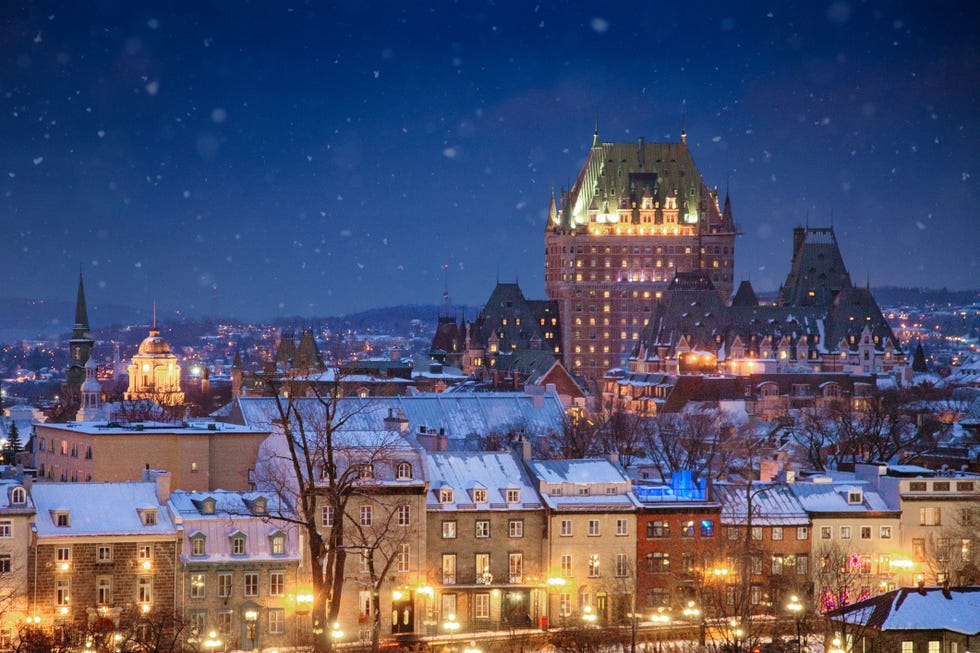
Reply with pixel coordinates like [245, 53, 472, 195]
[469, 282, 559, 351]
[431, 316, 464, 355]
[553, 132, 730, 233]
[731, 280, 759, 307]
[776, 226, 853, 307]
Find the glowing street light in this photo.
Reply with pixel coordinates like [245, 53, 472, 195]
[330, 622, 344, 641]
[787, 594, 804, 651]
[203, 632, 222, 650]
[581, 605, 597, 624]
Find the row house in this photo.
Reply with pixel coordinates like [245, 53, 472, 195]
[856, 463, 980, 586]
[27, 472, 179, 644]
[713, 482, 812, 614]
[308, 421, 429, 644]
[0, 477, 34, 648]
[168, 489, 303, 651]
[423, 449, 545, 633]
[789, 477, 901, 609]
[634, 474, 722, 612]
[526, 457, 641, 625]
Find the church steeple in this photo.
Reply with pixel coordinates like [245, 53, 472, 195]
[67, 271, 95, 388]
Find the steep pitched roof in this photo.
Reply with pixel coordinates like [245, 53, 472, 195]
[776, 227, 853, 307]
[827, 586, 980, 636]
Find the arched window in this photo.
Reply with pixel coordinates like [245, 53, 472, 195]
[395, 462, 412, 480]
[11, 487, 26, 505]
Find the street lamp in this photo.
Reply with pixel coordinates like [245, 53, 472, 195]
[546, 577, 566, 628]
[581, 605, 597, 624]
[829, 637, 844, 653]
[203, 631, 222, 651]
[331, 622, 344, 642]
[244, 610, 258, 651]
[786, 594, 803, 652]
[444, 613, 460, 652]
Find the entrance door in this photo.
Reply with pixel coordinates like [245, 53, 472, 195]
[595, 592, 608, 623]
[391, 592, 415, 634]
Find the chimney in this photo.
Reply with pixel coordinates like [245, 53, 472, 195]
[383, 408, 410, 433]
[941, 580, 951, 599]
[515, 436, 532, 461]
[437, 431, 449, 452]
[142, 469, 172, 504]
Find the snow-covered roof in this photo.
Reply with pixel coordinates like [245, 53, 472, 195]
[34, 420, 264, 436]
[168, 489, 295, 520]
[790, 480, 894, 513]
[424, 451, 541, 511]
[231, 392, 566, 441]
[31, 482, 176, 537]
[828, 586, 980, 636]
[526, 459, 641, 510]
[0, 478, 34, 511]
[713, 482, 810, 525]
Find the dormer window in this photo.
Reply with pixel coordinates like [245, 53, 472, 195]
[201, 498, 216, 515]
[54, 511, 71, 527]
[505, 489, 520, 504]
[139, 509, 158, 526]
[440, 488, 454, 504]
[253, 497, 267, 515]
[847, 491, 863, 505]
[190, 533, 207, 557]
[473, 488, 487, 503]
[396, 462, 413, 480]
[269, 531, 286, 556]
[357, 463, 375, 480]
[231, 533, 247, 556]
[10, 487, 26, 505]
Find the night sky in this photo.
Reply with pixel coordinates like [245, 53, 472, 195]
[2, 2, 977, 322]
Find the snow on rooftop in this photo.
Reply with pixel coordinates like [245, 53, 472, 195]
[31, 482, 175, 537]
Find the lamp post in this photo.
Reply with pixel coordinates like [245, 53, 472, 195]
[581, 605, 597, 625]
[203, 631, 222, 652]
[786, 594, 803, 652]
[682, 600, 704, 647]
[444, 613, 460, 652]
[331, 621, 344, 643]
[244, 610, 258, 652]
[546, 577, 565, 628]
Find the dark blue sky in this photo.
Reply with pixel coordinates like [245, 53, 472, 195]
[2, 1, 977, 322]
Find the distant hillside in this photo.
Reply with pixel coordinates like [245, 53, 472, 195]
[870, 287, 979, 307]
[0, 297, 146, 340]
[271, 304, 479, 333]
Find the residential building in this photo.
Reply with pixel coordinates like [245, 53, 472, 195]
[423, 449, 545, 632]
[32, 419, 269, 491]
[168, 490, 303, 651]
[826, 585, 980, 653]
[0, 475, 34, 647]
[713, 482, 812, 614]
[545, 127, 738, 384]
[27, 472, 179, 641]
[526, 457, 641, 624]
[634, 472, 722, 612]
[790, 477, 901, 608]
[856, 463, 980, 586]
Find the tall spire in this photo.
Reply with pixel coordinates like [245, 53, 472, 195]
[73, 270, 90, 333]
[680, 114, 687, 144]
[592, 114, 600, 148]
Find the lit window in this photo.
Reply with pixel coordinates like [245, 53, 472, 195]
[506, 489, 520, 503]
[231, 535, 247, 556]
[475, 520, 490, 538]
[442, 521, 457, 539]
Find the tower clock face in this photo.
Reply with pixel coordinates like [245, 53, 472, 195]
[73, 347, 81, 360]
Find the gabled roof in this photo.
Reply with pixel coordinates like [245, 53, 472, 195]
[827, 586, 980, 636]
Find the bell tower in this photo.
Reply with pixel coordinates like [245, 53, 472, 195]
[66, 271, 95, 388]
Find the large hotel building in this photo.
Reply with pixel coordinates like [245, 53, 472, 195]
[545, 128, 738, 383]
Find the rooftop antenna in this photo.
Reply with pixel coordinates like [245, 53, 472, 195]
[441, 263, 451, 316]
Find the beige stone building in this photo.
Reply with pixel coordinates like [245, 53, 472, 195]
[855, 463, 980, 586]
[526, 457, 640, 624]
[0, 477, 34, 648]
[32, 419, 269, 491]
[27, 473, 180, 641]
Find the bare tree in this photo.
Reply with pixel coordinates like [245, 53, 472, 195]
[831, 388, 917, 464]
[643, 407, 724, 483]
[924, 503, 980, 585]
[256, 373, 381, 653]
[792, 404, 839, 471]
[555, 409, 600, 459]
[594, 408, 647, 469]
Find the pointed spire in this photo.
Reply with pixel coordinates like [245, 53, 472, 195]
[722, 190, 733, 223]
[592, 114, 600, 148]
[680, 114, 687, 144]
[548, 185, 558, 225]
[74, 270, 90, 331]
